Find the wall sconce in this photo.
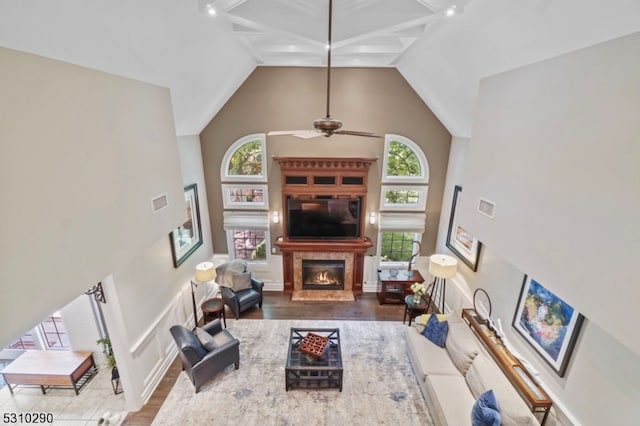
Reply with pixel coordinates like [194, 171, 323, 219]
[368, 212, 376, 225]
[272, 211, 280, 224]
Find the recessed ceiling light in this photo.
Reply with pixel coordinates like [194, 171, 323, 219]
[207, 6, 216, 16]
[446, 5, 457, 17]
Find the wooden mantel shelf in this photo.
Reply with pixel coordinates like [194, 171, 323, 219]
[275, 238, 373, 252]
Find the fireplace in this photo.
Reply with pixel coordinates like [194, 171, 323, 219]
[302, 259, 345, 291]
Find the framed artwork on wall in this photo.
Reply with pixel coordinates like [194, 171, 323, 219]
[169, 183, 203, 268]
[446, 185, 482, 271]
[512, 276, 584, 377]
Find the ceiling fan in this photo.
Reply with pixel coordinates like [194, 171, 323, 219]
[268, 0, 382, 139]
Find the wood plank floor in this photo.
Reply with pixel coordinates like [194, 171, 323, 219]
[122, 292, 409, 425]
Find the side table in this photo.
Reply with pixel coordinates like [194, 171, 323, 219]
[201, 298, 226, 328]
[403, 295, 429, 326]
[377, 270, 425, 304]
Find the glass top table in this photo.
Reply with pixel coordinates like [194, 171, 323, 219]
[285, 328, 343, 391]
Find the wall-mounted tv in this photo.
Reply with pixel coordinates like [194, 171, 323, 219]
[286, 197, 361, 240]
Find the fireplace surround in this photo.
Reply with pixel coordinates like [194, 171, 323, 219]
[273, 157, 376, 299]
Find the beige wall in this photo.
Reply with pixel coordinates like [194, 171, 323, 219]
[200, 67, 451, 256]
[0, 47, 185, 347]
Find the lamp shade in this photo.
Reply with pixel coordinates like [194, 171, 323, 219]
[194, 261, 215, 283]
[429, 254, 458, 279]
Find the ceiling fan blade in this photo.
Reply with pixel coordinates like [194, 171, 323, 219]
[268, 130, 322, 139]
[335, 130, 384, 138]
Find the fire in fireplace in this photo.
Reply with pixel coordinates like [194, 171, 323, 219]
[302, 259, 345, 290]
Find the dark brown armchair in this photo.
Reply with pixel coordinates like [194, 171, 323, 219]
[169, 319, 239, 393]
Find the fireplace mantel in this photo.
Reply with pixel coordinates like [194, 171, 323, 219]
[275, 238, 373, 294]
[274, 157, 376, 296]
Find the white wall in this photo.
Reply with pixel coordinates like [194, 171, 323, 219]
[100, 134, 216, 411]
[459, 31, 640, 356]
[442, 136, 640, 424]
[0, 47, 185, 347]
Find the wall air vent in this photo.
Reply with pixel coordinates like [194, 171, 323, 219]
[477, 198, 496, 219]
[151, 193, 168, 214]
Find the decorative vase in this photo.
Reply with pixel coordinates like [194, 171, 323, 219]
[413, 294, 421, 304]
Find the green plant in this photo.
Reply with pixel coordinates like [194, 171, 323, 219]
[96, 337, 117, 369]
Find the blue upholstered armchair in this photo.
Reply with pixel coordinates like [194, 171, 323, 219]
[216, 260, 264, 319]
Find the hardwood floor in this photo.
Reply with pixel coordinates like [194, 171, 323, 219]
[122, 292, 408, 425]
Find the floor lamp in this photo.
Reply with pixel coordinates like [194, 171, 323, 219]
[428, 254, 458, 314]
[191, 261, 216, 329]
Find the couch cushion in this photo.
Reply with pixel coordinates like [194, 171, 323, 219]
[424, 375, 476, 426]
[232, 271, 252, 291]
[422, 314, 449, 348]
[471, 389, 501, 426]
[445, 320, 480, 375]
[215, 260, 247, 288]
[466, 354, 538, 425]
[405, 326, 461, 379]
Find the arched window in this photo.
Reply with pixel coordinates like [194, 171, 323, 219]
[220, 134, 269, 263]
[221, 133, 267, 182]
[378, 135, 429, 266]
[381, 135, 429, 183]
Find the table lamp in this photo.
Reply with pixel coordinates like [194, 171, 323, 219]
[428, 254, 458, 314]
[191, 261, 216, 329]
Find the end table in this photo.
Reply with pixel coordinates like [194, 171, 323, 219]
[403, 294, 429, 326]
[201, 298, 226, 328]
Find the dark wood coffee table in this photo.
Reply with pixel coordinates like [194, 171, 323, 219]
[285, 328, 342, 391]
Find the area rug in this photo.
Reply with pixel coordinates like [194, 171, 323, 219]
[152, 320, 433, 426]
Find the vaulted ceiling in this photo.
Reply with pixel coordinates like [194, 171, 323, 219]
[1, 0, 639, 137]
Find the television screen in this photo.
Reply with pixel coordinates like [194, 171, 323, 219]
[286, 198, 361, 240]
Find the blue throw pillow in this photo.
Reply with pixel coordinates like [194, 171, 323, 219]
[471, 389, 501, 426]
[421, 313, 448, 347]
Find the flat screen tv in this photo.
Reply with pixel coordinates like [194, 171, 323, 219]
[286, 197, 361, 240]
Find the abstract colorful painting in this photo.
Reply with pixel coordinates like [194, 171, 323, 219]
[512, 276, 584, 376]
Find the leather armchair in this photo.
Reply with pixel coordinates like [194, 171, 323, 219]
[169, 319, 239, 393]
[216, 260, 264, 319]
[220, 276, 264, 319]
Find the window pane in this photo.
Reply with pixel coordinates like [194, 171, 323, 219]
[40, 313, 70, 350]
[380, 232, 417, 262]
[232, 229, 267, 261]
[5, 333, 36, 350]
[227, 140, 263, 176]
[228, 187, 264, 203]
[386, 141, 421, 177]
[384, 189, 419, 204]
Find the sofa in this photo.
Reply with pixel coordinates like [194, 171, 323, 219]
[216, 260, 264, 319]
[405, 313, 540, 426]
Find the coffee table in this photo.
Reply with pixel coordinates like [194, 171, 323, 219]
[285, 328, 342, 391]
[0, 350, 97, 395]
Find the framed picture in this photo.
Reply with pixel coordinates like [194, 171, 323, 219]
[512, 276, 584, 377]
[169, 183, 203, 268]
[446, 185, 482, 271]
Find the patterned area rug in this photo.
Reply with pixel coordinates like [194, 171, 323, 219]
[152, 320, 433, 426]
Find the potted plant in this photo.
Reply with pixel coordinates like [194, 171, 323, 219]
[97, 337, 122, 394]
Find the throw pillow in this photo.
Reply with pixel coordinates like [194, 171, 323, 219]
[421, 313, 449, 347]
[471, 389, 501, 426]
[232, 271, 252, 291]
[194, 327, 217, 352]
[416, 313, 448, 325]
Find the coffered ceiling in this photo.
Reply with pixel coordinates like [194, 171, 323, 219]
[1, 0, 639, 137]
